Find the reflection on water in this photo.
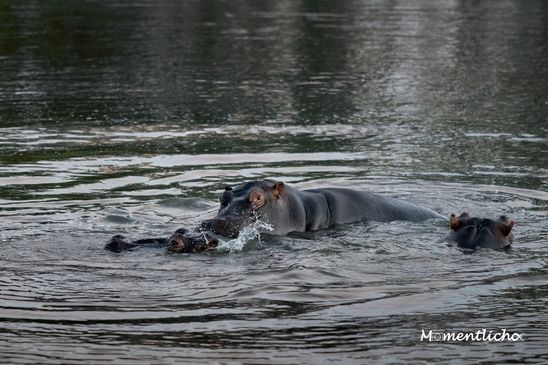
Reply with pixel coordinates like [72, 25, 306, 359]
[1, 0, 547, 363]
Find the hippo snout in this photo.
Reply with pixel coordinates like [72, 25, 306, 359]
[200, 217, 242, 238]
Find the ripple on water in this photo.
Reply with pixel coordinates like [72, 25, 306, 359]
[1, 179, 547, 364]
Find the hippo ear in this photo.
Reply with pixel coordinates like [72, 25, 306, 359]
[449, 213, 461, 230]
[224, 186, 233, 192]
[498, 220, 514, 237]
[273, 181, 284, 199]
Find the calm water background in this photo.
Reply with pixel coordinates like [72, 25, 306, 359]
[1, 1, 547, 364]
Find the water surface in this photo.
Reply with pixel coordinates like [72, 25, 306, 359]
[1, 1, 547, 364]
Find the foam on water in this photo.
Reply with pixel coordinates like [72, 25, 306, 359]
[216, 218, 274, 253]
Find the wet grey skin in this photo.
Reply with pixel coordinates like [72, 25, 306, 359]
[447, 213, 515, 250]
[200, 179, 444, 238]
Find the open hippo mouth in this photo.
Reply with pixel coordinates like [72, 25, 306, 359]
[166, 228, 219, 254]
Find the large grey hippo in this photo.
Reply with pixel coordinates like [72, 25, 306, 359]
[199, 180, 442, 237]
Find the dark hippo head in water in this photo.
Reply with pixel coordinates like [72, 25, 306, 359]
[166, 228, 219, 253]
[106, 229, 218, 254]
[448, 213, 515, 250]
[200, 180, 286, 238]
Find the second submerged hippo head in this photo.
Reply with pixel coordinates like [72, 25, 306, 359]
[448, 213, 515, 250]
[166, 228, 219, 254]
[199, 180, 286, 238]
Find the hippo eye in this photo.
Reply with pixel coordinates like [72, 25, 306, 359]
[249, 190, 266, 209]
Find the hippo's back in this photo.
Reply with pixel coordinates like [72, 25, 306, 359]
[304, 188, 441, 225]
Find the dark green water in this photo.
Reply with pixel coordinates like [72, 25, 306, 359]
[1, 1, 547, 364]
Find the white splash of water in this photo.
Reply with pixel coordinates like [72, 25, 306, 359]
[216, 218, 273, 253]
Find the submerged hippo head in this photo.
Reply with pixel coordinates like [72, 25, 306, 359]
[200, 180, 285, 238]
[448, 213, 515, 250]
[167, 228, 219, 253]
